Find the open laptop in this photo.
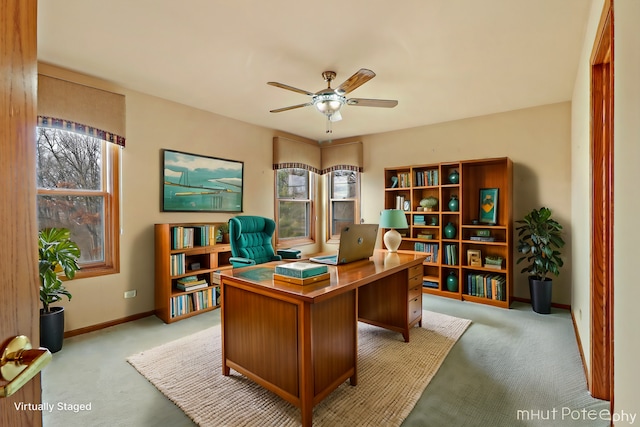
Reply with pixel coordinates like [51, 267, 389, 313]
[309, 224, 379, 265]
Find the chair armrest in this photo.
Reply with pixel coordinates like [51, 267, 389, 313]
[229, 257, 257, 268]
[277, 249, 302, 259]
[271, 255, 283, 261]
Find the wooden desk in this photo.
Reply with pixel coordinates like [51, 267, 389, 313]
[220, 251, 425, 427]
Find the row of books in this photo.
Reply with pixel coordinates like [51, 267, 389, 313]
[414, 242, 438, 263]
[466, 273, 506, 301]
[171, 225, 218, 250]
[443, 244, 458, 265]
[170, 253, 186, 276]
[170, 287, 219, 318]
[415, 169, 438, 187]
[414, 215, 426, 225]
[395, 172, 411, 188]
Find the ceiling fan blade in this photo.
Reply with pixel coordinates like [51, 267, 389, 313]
[347, 98, 398, 108]
[329, 111, 342, 122]
[269, 103, 312, 113]
[267, 82, 314, 96]
[335, 69, 376, 95]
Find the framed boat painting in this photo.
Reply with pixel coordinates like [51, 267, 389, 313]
[162, 149, 244, 212]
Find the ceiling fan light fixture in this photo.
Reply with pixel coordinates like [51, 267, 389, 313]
[313, 93, 345, 116]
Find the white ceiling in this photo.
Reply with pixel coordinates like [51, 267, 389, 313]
[37, 0, 591, 142]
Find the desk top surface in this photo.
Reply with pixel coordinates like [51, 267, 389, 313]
[221, 250, 426, 303]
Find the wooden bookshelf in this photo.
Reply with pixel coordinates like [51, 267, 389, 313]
[154, 222, 233, 323]
[383, 157, 513, 308]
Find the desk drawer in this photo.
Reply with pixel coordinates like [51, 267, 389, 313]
[408, 274, 422, 290]
[408, 295, 422, 323]
[408, 264, 422, 280]
[408, 284, 422, 301]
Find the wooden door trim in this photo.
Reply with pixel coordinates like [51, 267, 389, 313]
[590, 0, 614, 403]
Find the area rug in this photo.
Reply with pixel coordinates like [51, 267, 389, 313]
[127, 310, 471, 427]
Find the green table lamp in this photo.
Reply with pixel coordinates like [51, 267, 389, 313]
[379, 209, 409, 252]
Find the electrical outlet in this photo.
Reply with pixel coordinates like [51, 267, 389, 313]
[124, 290, 137, 299]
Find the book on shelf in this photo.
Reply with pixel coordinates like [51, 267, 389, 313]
[483, 263, 503, 270]
[414, 242, 438, 263]
[170, 253, 186, 275]
[414, 170, 438, 187]
[423, 280, 439, 289]
[465, 273, 506, 301]
[176, 281, 209, 291]
[273, 272, 331, 286]
[274, 262, 328, 278]
[170, 287, 217, 317]
[396, 172, 411, 188]
[470, 236, 496, 242]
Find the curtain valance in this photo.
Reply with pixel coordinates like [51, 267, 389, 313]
[38, 74, 126, 147]
[273, 136, 321, 173]
[320, 141, 362, 174]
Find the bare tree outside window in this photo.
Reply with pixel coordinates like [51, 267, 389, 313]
[36, 127, 119, 274]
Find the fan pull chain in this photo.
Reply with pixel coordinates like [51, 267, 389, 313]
[326, 117, 332, 133]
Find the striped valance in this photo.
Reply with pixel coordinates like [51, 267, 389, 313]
[38, 73, 126, 147]
[273, 136, 320, 173]
[38, 116, 126, 147]
[272, 162, 321, 174]
[320, 141, 362, 175]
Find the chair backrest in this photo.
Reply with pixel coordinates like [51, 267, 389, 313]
[228, 216, 277, 265]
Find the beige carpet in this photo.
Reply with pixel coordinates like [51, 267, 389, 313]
[127, 310, 471, 427]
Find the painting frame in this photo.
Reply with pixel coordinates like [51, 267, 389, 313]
[162, 149, 244, 213]
[478, 188, 498, 224]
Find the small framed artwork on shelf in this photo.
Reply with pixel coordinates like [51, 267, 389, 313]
[479, 188, 499, 224]
[467, 249, 482, 266]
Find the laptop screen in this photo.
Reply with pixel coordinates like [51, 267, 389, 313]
[310, 224, 378, 265]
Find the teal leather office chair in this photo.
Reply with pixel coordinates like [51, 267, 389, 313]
[228, 215, 300, 267]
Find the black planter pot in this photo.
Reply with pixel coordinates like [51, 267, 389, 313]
[529, 277, 552, 314]
[40, 306, 65, 353]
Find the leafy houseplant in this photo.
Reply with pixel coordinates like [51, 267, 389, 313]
[218, 223, 230, 243]
[515, 207, 565, 314]
[39, 228, 80, 352]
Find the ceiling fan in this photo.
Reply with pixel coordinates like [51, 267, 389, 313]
[268, 68, 398, 133]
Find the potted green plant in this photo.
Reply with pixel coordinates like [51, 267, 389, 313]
[515, 207, 565, 314]
[217, 223, 230, 243]
[39, 227, 80, 352]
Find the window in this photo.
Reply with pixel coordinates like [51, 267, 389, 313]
[275, 168, 315, 245]
[327, 170, 361, 241]
[36, 127, 120, 277]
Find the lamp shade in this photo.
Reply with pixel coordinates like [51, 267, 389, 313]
[379, 209, 409, 229]
[379, 209, 408, 252]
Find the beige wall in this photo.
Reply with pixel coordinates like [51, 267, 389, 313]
[612, 0, 640, 422]
[572, 0, 640, 422]
[39, 65, 281, 331]
[359, 102, 573, 302]
[51, 61, 574, 329]
[570, 0, 604, 391]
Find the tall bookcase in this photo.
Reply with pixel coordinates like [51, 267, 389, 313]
[383, 157, 513, 308]
[154, 222, 233, 323]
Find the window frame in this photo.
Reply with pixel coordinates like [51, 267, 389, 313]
[274, 168, 316, 247]
[36, 127, 120, 278]
[326, 169, 361, 242]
